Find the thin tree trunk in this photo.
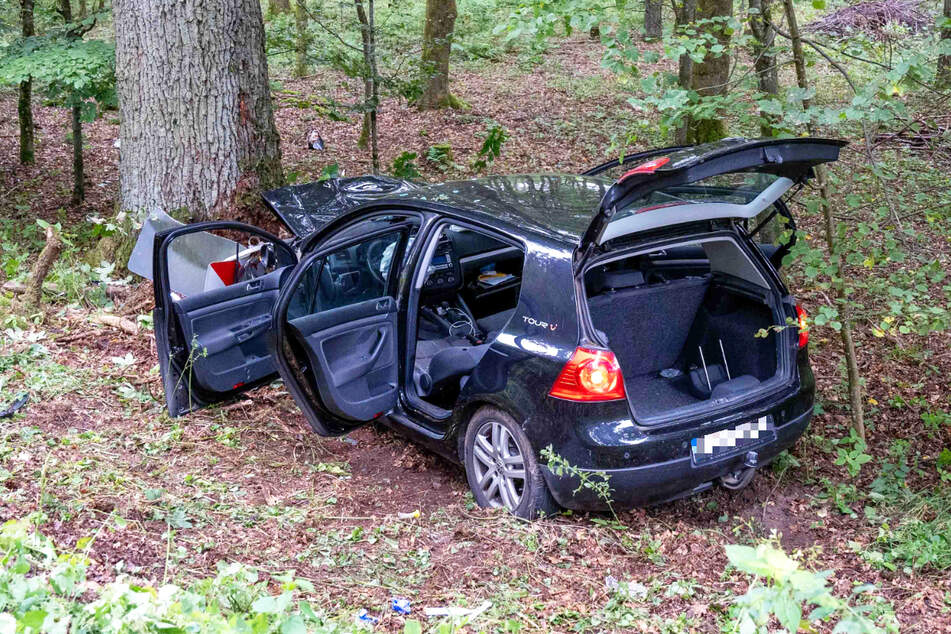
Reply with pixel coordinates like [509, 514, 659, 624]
[293, 0, 309, 77]
[71, 105, 84, 205]
[939, 0, 951, 87]
[686, 0, 733, 143]
[645, 0, 663, 40]
[748, 0, 778, 136]
[418, 0, 458, 109]
[269, 0, 291, 15]
[782, 0, 865, 439]
[355, 0, 379, 173]
[60, 0, 85, 205]
[18, 0, 35, 165]
[113, 0, 283, 221]
[78, 0, 87, 18]
[674, 0, 696, 144]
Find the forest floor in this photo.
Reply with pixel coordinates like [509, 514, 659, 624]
[1, 35, 950, 632]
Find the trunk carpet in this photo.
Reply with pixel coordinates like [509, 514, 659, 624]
[625, 373, 701, 418]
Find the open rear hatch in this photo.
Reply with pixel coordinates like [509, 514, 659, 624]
[579, 137, 845, 425]
[579, 137, 847, 255]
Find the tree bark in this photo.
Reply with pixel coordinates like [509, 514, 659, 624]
[645, 0, 663, 40]
[782, 0, 865, 439]
[748, 0, 778, 136]
[418, 0, 458, 109]
[686, 0, 733, 144]
[71, 105, 84, 204]
[293, 0, 309, 78]
[60, 0, 85, 205]
[22, 225, 62, 309]
[269, 0, 291, 15]
[355, 0, 380, 173]
[78, 0, 87, 18]
[18, 0, 35, 166]
[674, 0, 696, 144]
[113, 0, 283, 221]
[939, 0, 951, 87]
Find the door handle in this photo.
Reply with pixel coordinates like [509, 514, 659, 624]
[376, 298, 391, 312]
[246, 279, 263, 291]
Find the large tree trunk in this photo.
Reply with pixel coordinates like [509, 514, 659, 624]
[686, 0, 733, 144]
[113, 0, 283, 221]
[417, 0, 457, 109]
[644, 0, 663, 40]
[748, 0, 778, 136]
[939, 0, 951, 87]
[18, 0, 35, 166]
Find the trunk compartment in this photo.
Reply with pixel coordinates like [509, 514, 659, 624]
[584, 234, 789, 425]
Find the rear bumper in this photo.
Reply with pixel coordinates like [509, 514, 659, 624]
[542, 405, 811, 511]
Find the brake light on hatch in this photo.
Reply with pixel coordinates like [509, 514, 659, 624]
[796, 305, 809, 349]
[618, 156, 670, 183]
[549, 347, 626, 401]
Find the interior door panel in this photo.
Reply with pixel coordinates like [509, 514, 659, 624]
[153, 221, 297, 416]
[287, 297, 398, 420]
[173, 267, 287, 393]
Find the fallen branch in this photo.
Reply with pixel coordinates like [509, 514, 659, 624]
[92, 313, 140, 335]
[22, 225, 62, 309]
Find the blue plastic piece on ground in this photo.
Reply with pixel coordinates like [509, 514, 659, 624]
[391, 597, 411, 615]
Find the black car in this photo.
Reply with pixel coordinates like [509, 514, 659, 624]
[129, 137, 843, 518]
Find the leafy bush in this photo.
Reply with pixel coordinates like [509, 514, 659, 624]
[725, 541, 898, 633]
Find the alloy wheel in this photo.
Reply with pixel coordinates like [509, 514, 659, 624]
[471, 420, 527, 510]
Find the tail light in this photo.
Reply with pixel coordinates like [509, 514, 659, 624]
[795, 305, 809, 349]
[549, 347, 626, 402]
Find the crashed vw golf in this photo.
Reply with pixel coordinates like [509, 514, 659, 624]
[130, 137, 841, 518]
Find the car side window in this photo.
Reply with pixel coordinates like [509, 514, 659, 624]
[287, 228, 407, 320]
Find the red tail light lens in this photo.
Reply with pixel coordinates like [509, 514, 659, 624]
[549, 347, 626, 401]
[795, 305, 809, 349]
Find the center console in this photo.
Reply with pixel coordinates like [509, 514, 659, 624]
[423, 234, 462, 293]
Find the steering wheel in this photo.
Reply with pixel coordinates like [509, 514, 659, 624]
[366, 239, 387, 287]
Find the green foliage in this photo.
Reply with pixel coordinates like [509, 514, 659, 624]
[541, 445, 616, 519]
[391, 151, 422, 180]
[425, 143, 459, 171]
[0, 518, 465, 633]
[725, 541, 898, 632]
[0, 37, 115, 116]
[472, 124, 508, 171]
[833, 429, 873, 478]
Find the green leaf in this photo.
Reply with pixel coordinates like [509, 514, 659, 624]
[280, 615, 307, 634]
[774, 594, 802, 632]
[403, 621, 423, 634]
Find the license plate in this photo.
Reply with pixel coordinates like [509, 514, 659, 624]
[691, 416, 775, 465]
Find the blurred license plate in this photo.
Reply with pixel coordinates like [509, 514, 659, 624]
[691, 416, 775, 465]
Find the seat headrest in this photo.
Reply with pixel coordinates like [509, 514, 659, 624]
[604, 270, 645, 290]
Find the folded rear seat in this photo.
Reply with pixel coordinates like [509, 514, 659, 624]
[588, 275, 710, 379]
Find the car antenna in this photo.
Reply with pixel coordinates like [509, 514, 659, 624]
[698, 346, 712, 392]
[719, 338, 731, 380]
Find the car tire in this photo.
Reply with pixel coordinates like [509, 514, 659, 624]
[463, 407, 559, 519]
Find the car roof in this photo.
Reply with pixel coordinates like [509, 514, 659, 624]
[386, 173, 612, 246]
